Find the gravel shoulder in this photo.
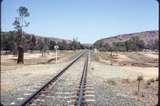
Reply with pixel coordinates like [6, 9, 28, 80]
[42, 57, 85, 105]
[90, 58, 158, 106]
[1, 62, 70, 105]
[1, 51, 80, 106]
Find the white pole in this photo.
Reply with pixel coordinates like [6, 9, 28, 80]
[56, 49, 57, 64]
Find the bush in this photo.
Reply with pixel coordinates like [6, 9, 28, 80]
[147, 80, 151, 85]
[149, 78, 155, 83]
[156, 77, 159, 81]
[106, 79, 116, 85]
[137, 75, 143, 81]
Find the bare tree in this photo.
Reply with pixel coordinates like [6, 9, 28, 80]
[13, 6, 30, 64]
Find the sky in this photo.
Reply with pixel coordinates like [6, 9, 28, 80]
[2, 0, 159, 43]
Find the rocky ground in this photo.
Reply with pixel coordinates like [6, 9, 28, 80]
[91, 51, 158, 106]
[1, 50, 76, 71]
[97, 51, 158, 67]
[1, 50, 158, 106]
[41, 57, 85, 106]
[1, 51, 79, 105]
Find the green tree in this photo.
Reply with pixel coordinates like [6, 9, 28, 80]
[40, 38, 49, 56]
[94, 41, 103, 49]
[13, 6, 30, 64]
[49, 40, 56, 50]
[126, 36, 145, 51]
[112, 42, 126, 51]
[71, 38, 80, 50]
[1, 32, 16, 54]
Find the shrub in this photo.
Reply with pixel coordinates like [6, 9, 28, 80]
[137, 75, 143, 97]
[107, 79, 116, 85]
[147, 80, 151, 85]
[137, 75, 143, 81]
[149, 78, 155, 83]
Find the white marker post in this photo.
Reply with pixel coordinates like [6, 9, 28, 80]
[54, 45, 59, 64]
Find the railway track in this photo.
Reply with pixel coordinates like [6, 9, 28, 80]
[15, 50, 96, 106]
[75, 52, 96, 106]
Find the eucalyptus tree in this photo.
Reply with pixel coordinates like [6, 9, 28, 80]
[13, 6, 30, 63]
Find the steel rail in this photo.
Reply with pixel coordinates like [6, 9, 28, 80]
[16, 51, 86, 106]
[76, 52, 89, 106]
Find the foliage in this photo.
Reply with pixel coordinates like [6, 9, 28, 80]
[1, 32, 16, 52]
[1, 31, 88, 53]
[126, 37, 145, 51]
[137, 75, 143, 81]
[94, 36, 152, 52]
[137, 75, 143, 97]
[112, 41, 126, 51]
[94, 41, 111, 51]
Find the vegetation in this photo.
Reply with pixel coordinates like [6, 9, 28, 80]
[106, 79, 116, 85]
[1, 7, 158, 57]
[94, 36, 158, 52]
[149, 78, 155, 83]
[1, 32, 86, 54]
[1, 6, 88, 59]
[137, 75, 143, 97]
[13, 6, 30, 63]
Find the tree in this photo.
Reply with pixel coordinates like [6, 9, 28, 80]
[71, 38, 80, 50]
[49, 40, 56, 50]
[30, 35, 36, 52]
[13, 6, 30, 64]
[1, 32, 16, 54]
[112, 42, 126, 51]
[57, 40, 67, 50]
[147, 39, 159, 50]
[126, 37, 145, 51]
[153, 39, 159, 50]
[40, 38, 49, 56]
[94, 41, 103, 49]
[125, 41, 129, 51]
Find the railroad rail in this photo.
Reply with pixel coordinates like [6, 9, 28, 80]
[16, 51, 86, 106]
[76, 52, 89, 106]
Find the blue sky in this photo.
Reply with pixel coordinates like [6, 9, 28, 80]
[2, 0, 158, 43]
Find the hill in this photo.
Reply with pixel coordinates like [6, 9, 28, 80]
[1, 31, 84, 52]
[94, 30, 158, 46]
[23, 32, 72, 44]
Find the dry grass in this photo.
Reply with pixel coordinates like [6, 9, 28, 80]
[92, 51, 158, 106]
[1, 50, 75, 72]
[96, 51, 158, 67]
[120, 79, 158, 106]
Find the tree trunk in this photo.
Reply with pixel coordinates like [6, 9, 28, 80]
[138, 81, 140, 94]
[5, 50, 7, 55]
[13, 49, 17, 56]
[137, 81, 140, 100]
[17, 46, 24, 64]
[42, 50, 44, 56]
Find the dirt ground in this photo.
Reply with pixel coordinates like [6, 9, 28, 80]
[92, 51, 158, 106]
[1, 50, 79, 105]
[97, 51, 158, 67]
[1, 50, 75, 72]
[1, 50, 158, 106]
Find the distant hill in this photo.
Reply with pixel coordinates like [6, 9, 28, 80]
[23, 32, 72, 44]
[1, 31, 84, 51]
[94, 30, 158, 46]
[1, 31, 72, 44]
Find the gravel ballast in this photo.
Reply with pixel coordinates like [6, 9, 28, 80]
[1, 61, 70, 105]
